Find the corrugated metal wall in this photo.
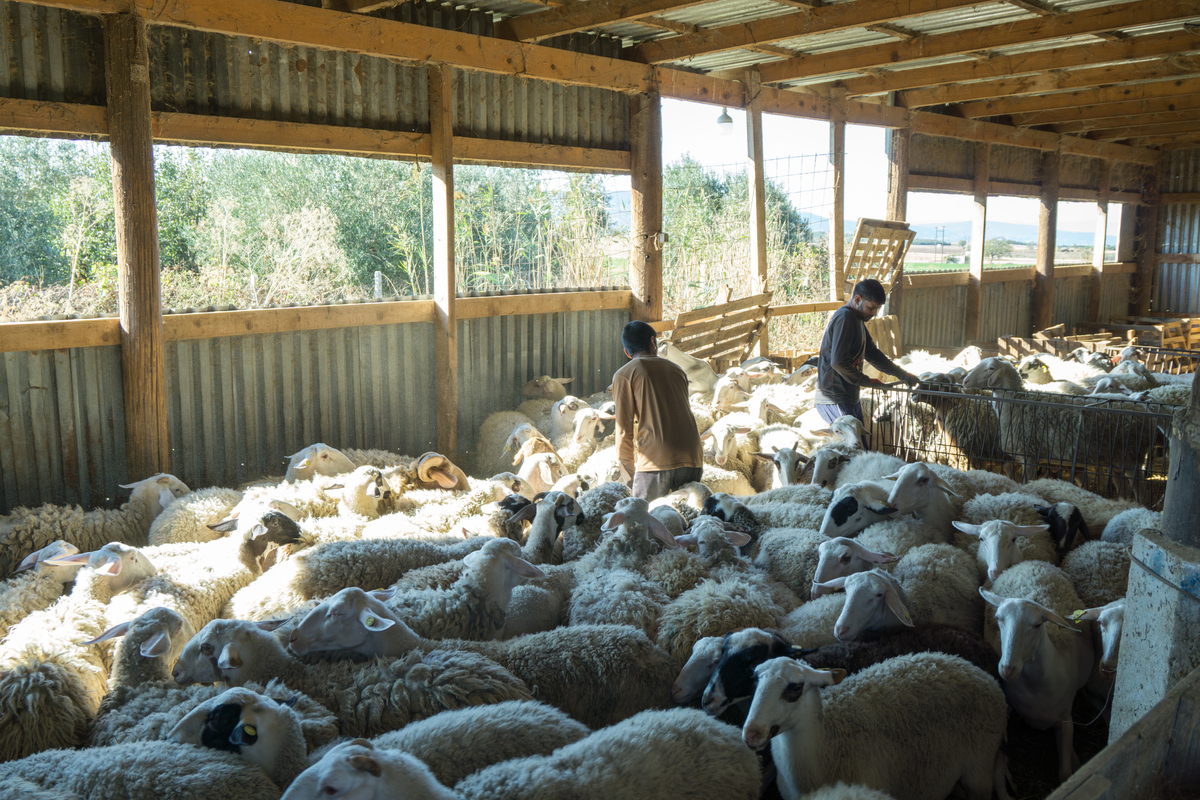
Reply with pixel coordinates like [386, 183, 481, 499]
[456, 308, 630, 472]
[1100, 272, 1130, 322]
[1053, 274, 1090, 335]
[0, 2, 104, 104]
[979, 278, 1032, 341]
[1155, 148, 1200, 313]
[901, 284, 966, 349]
[165, 323, 439, 491]
[0, 346, 126, 513]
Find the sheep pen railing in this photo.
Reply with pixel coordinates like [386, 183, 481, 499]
[861, 382, 1175, 508]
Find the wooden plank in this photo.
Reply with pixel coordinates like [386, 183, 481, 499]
[907, 173, 1144, 203]
[886, 117, 911, 317]
[904, 271, 970, 288]
[429, 63, 457, 458]
[458, 291, 631, 320]
[455, 137, 630, 173]
[629, 92, 663, 322]
[1135, 164, 1160, 316]
[984, 267, 1036, 283]
[633, 0, 991, 65]
[1087, 118, 1200, 140]
[496, 0, 709, 43]
[53, 349, 79, 505]
[674, 292, 772, 327]
[0, 318, 120, 353]
[1088, 159, 1112, 323]
[678, 319, 764, 354]
[756, 0, 1200, 85]
[959, 76, 1200, 120]
[25, 355, 53, 503]
[767, 300, 844, 317]
[672, 306, 769, 344]
[163, 301, 437, 341]
[1157, 254, 1200, 264]
[106, 12, 169, 480]
[965, 142, 988, 344]
[1033, 149, 1060, 332]
[1161, 192, 1200, 205]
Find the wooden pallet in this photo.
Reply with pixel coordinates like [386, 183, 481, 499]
[840, 218, 916, 301]
[998, 332, 1121, 361]
[665, 291, 773, 366]
[1113, 315, 1200, 349]
[1078, 319, 1187, 349]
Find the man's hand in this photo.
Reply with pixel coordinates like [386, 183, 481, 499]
[903, 372, 920, 388]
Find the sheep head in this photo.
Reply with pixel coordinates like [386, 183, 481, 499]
[416, 452, 467, 490]
[120, 473, 191, 515]
[45, 542, 157, 594]
[520, 374, 574, 401]
[963, 357, 1020, 392]
[285, 444, 357, 482]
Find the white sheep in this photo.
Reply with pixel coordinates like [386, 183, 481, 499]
[881, 461, 959, 541]
[981, 560, 1094, 781]
[817, 482, 896, 539]
[555, 408, 611, 472]
[520, 374, 575, 401]
[834, 451, 904, 490]
[1061, 540, 1131, 609]
[147, 486, 244, 546]
[548, 395, 589, 440]
[743, 653, 1008, 800]
[283, 707, 759, 800]
[0, 541, 84, 639]
[658, 340, 720, 395]
[475, 410, 539, 479]
[951, 520, 1058, 582]
[960, 491, 1050, 527]
[1101, 507, 1162, 546]
[284, 587, 678, 729]
[284, 443, 357, 482]
[518, 451, 567, 495]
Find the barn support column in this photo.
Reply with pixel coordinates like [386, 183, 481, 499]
[828, 90, 846, 302]
[630, 92, 663, 322]
[429, 64, 458, 457]
[1031, 148, 1059, 332]
[885, 115, 910, 319]
[1132, 162, 1161, 316]
[964, 142, 989, 345]
[746, 69, 769, 355]
[1086, 159, 1112, 322]
[105, 13, 168, 479]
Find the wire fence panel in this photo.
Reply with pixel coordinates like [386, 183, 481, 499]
[861, 382, 1173, 508]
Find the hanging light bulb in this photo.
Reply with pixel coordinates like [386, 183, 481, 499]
[716, 107, 734, 136]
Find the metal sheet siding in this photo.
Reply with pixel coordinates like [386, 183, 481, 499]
[164, 323, 438, 490]
[900, 284, 965, 349]
[980, 278, 1033, 341]
[0, 346, 126, 514]
[1155, 148, 1200, 313]
[0, 2, 104, 104]
[910, 134, 973, 180]
[1053, 274, 1090, 335]
[456, 307, 630, 467]
[1101, 272, 1130, 321]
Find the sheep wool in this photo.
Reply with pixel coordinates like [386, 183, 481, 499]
[147, 487, 243, 546]
[1102, 507, 1162, 546]
[655, 573, 795, 663]
[1062, 540, 1131, 609]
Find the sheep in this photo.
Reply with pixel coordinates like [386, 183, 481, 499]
[700, 418, 758, 484]
[283, 707, 759, 800]
[658, 339, 720, 395]
[0, 473, 190, 576]
[1020, 478, 1142, 536]
[981, 560, 1094, 781]
[834, 452, 905, 490]
[147, 486, 244, 546]
[517, 451, 567, 495]
[0, 540, 85, 640]
[548, 395, 589, 440]
[285, 587, 678, 729]
[779, 592, 846, 648]
[951, 520, 1058, 582]
[753, 528, 828, 600]
[744, 483, 832, 509]
[1071, 598, 1125, 679]
[569, 567, 669, 638]
[1101, 506, 1162, 545]
[304, 701, 589, 790]
[672, 635, 725, 705]
[566, 480, 630, 562]
[520, 374, 574, 401]
[504, 491, 583, 565]
[751, 431, 811, 489]
[475, 411, 539, 479]
[816, 482, 897, 539]
[743, 653, 1008, 800]
[699, 493, 763, 551]
[912, 380, 1004, 471]
[284, 443, 357, 482]
[573, 496, 678, 575]
[173, 617, 534, 739]
[710, 374, 751, 414]
[806, 444, 858, 489]
[0, 740, 284, 798]
[555, 408, 611, 471]
[386, 474, 539, 538]
[880, 461, 960, 542]
[1061, 540, 1131, 609]
[700, 463, 757, 496]
[825, 543, 981, 640]
[810, 536, 899, 592]
[960, 491, 1050, 527]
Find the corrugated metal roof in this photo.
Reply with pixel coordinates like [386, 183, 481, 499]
[880, 4, 1036, 36]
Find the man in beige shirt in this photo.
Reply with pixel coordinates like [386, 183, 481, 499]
[612, 320, 704, 501]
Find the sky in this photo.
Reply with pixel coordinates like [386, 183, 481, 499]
[650, 98, 1109, 235]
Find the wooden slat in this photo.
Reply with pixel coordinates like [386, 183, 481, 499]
[1056, 109, 1200, 136]
[496, 0, 709, 43]
[767, 300, 844, 317]
[164, 302, 437, 341]
[756, 0, 1198, 85]
[457, 290, 631, 319]
[904, 271, 969, 288]
[672, 306, 768, 345]
[0, 319, 120, 353]
[675, 319, 763, 354]
[959, 77, 1200, 120]
[1088, 118, 1200, 140]
[1157, 254, 1200, 263]
[455, 137, 630, 173]
[674, 293, 772, 328]
[907, 173, 1145, 204]
[1161, 193, 1200, 205]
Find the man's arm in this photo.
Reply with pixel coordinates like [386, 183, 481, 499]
[864, 330, 917, 383]
[612, 372, 637, 484]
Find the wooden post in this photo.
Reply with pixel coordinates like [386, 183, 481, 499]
[1116, 202, 1137, 263]
[630, 92, 663, 322]
[1133, 162, 1161, 316]
[429, 63, 458, 457]
[104, 13, 168, 479]
[746, 70, 769, 355]
[829, 90, 846, 302]
[885, 115, 910, 318]
[1031, 148, 1060, 333]
[964, 142, 989, 344]
[1087, 159, 1112, 323]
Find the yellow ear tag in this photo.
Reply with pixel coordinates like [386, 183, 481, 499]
[1069, 610, 1085, 621]
[244, 725, 256, 737]
[366, 617, 376, 626]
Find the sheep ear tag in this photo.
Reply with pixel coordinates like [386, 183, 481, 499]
[430, 469, 459, 489]
[217, 643, 243, 670]
[358, 608, 395, 631]
[81, 621, 132, 646]
[884, 586, 915, 627]
[229, 723, 258, 747]
[647, 516, 678, 549]
[140, 631, 172, 658]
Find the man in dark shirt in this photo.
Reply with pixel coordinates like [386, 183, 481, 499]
[816, 279, 919, 437]
[612, 320, 705, 502]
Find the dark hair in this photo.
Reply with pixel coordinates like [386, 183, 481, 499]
[622, 320, 657, 355]
[852, 279, 887, 305]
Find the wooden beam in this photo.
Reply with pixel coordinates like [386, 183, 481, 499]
[829, 90, 846, 302]
[428, 64, 457, 458]
[164, 301, 436, 340]
[1134, 164, 1160, 316]
[767, 300, 845, 317]
[1127, 134, 1200, 148]
[959, 76, 1200, 120]
[965, 142, 989, 343]
[105, 12, 169, 480]
[1088, 159, 1112, 322]
[886, 115, 911, 318]
[901, 56, 1200, 108]
[910, 112, 1157, 164]
[629, 92, 663, 322]
[632, 0, 989, 65]
[454, 138, 630, 173]
[0, 318, 120, 353]
[1157, 254, 1200, 264]
[1031, 149, 1060, 332]
[495, 0, 708, 43]
[907, 172, 1144, 203]
[757, 0, 1198, 85]
[1162, 192, 1200, 205]
[457, 290, 632, 319]
[1074, 116, 1200, 140]
[1117, 202, 1137, 263]
[747, 70, 769, 356]
[1013, 94, 1200, 128]
[830, 30, 1200, 99]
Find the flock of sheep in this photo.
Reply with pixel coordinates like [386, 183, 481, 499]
[0, 336, 1183, 800]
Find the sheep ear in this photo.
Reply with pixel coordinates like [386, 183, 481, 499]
[1013, 524, 1050, 537]
[140, 630, 172, 658]
[255, 618, 290, 632]
[883, 584, 915, 627]
[700, 429, 714, 441]
[819, 668, 847, 686]
[207, 517, 239, 532]
[429, 469, 459, 489]
[734, 426, 752, 434]
[724, 530, 752, 547]
[602, 511, 625, 531]
[979, 587, 1004, 608]
[369, 588, 396, 601]
[349, 754, 383, 777]
[96, 557, 122, 577]
[881, 470, 904, 480]
[859, 549, 898, 564]
[358, 607, 396, 631]
[750, 452, 774, 462]
[43, 552, 93, 567]
[813, 577, 846, 590]
[866, 504, 897, 516]
[952, 521, 982, 537]
[674, 533, 699, 548]
[506, 555, 547, 580]
[555, 378, 574, 385]
[80, 621, 132, 646]
[931, 475, 961, 497]
[506, 504, 538, 525]
[812, 428, 834, 437]
[647, 516, 678, 549]
[538, 460, 555, 485]
[158, 488, 178, 508]
[14, 551, 42, 573]
[217, 642, 243, 669]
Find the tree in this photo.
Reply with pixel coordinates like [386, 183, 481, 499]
[983, 237, 1013, 264]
